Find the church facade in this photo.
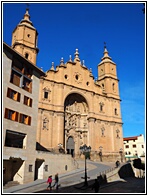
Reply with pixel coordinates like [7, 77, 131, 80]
[11, 9, 124, 162]
[37, 47, 124, 161]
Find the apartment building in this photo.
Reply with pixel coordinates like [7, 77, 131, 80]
[3, 9, 76, 186]
[123, 134, 145, 161]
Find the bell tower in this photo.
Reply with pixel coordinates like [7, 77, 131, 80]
[97, 46, 120, 99]
[11, 9, 39, 65]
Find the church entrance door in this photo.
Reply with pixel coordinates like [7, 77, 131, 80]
[66, 136, 74, 157]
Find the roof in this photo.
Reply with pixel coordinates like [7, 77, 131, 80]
[123, 136, 138, 141]
[3, 42, 45, 77]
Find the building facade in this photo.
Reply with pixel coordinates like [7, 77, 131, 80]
[123, 134, 145, 161]
[3, 9, 76, 186]
[37, 38, 124, 160]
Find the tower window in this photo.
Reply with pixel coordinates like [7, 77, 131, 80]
[25, 53, 29, 59]
[115, 108, 117, 115]
[99, 102, 104, 112]
[112, 83, 115, 91]
[44, 92, 48, 99]
[27, 34, 31, 38]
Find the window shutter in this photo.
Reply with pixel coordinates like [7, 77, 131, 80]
[19, 113, 22, 123]
[15, 112, 19, 121]
[28, 116, 31, 125]
[7, 88, 11, 97]
[30, 99, 32, 107]
[4, 108, 9, 118]
[24, 96, 27, 105]
[17, 93, 21, 102]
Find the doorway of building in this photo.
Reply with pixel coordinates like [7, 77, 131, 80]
[66, 136, 75, 157]
[34, 159, 44, 180]
[64, 93, 89, 157]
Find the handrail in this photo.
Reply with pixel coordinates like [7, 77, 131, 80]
[17, 173, 22, 178]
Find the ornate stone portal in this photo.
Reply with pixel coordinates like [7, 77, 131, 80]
[64, 93, 88, 157]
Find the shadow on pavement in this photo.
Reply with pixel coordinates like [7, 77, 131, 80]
[35, 177, 145, 193]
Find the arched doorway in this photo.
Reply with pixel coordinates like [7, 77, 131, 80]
[66, 136, 75, 157]
[64, 93, 89, 157]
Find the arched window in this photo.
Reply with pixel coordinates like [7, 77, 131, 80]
[112, 83, 115, 91]
[25, 53, 29, 59]
[115, 108, 117, 115]
[99, 102, 104, 112]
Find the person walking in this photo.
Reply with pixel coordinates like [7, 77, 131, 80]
[115, 160, 120, 168]
[52, 173, 59, 190]
[46, 175, 52, 190]
[92, 179, 100, 193]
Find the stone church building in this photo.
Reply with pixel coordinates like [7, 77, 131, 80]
[9, 8, 124, 162]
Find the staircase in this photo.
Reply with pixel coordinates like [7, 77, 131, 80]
[3, 181, 20, 189]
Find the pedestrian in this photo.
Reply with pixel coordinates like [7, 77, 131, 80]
[46, 175, 52, 190]
[52, 173, 59, 190]
[92, 179, 100, 193]
[115, 160, 120, 168]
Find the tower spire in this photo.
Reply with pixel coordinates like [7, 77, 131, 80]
[11, 9, 39, 64]
[24, 8, 30, 21]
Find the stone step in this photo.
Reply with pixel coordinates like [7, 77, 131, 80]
[4, 181, 20, 188]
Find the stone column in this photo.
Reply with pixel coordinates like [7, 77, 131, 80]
[49, 111, 54, 147]
[56, 112, 64, 146]
[88, 117, 95, 151]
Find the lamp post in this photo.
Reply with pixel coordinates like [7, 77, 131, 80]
[58, 143, 63, 153]
[119, 148, 123, 162]
[79, 144, 91, 187]
[99, 146, 103, 162]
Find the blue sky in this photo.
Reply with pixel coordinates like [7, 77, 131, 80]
[2, 2, 145, 138]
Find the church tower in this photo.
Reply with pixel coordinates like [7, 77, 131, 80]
[97, 46, 120, 100]
[11, 9, 39, 65]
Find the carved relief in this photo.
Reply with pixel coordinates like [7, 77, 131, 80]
[42, 117, 49, 131]
[64, 93, 89, 146]
[100, 126, 105, 137]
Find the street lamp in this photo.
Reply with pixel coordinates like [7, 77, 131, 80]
[79, 144, 91, 187]
[99, 146, 103, 162]
[119, 148, 123, 162]
[58, 143, 63, 153]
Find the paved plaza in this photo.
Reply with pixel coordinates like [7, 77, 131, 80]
[36, 177, 145, 193]
[3, 160, 145, 194]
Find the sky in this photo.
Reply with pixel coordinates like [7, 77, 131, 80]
[2, 2, 145, 138]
